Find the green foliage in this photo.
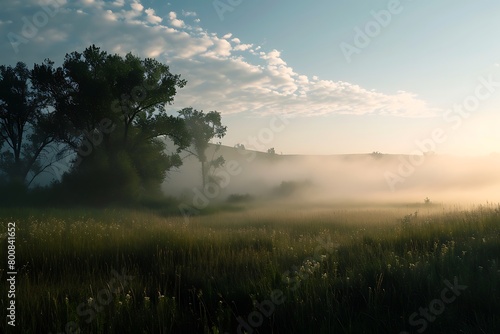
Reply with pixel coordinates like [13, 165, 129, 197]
[55, 149, 136, 205]
[178, 107, 227, 188]
[0, 45, 199, 206]
[0, 62, 57, 186]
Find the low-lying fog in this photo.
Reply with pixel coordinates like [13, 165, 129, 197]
[163, 145, 500, 206]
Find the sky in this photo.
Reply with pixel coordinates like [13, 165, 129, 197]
[1, 0, 500, 155]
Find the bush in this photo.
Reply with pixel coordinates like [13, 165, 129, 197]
[226, 193, 254, 203]
[272, 180, 312, 198]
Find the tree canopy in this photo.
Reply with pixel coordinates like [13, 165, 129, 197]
[0, 45, 226, 206]
[178, 107, 227, 189]
[0, 62, 57, 188]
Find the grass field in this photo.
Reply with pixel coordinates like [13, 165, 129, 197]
[1, 201, 499, 333]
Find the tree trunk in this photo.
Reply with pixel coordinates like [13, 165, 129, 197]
[201, 160, 205, 189]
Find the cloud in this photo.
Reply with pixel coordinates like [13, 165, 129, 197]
[145, 8, 162, 24]
[0, 0, 439, 118]
[182, 10, 197, 17]
[234, 43, 252, 51]
[168, 11, 185, 28]
[112, 0, 125, 7]
[103, 9, 118, 21]
[130, 1, 143, 12]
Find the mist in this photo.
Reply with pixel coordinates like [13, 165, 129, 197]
[163, 144, 500, 207]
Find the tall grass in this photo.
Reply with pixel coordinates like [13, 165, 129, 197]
[0, 202, 499, 333]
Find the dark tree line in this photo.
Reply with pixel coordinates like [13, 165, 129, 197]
[0, 45, 226, 206]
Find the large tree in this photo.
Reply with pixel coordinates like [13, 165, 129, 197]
[35, 45, 191, 203]
[178, 107, 227, 189]
[0, 62, 57, 187]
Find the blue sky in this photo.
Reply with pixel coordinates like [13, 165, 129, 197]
[2, 0, 500, 155]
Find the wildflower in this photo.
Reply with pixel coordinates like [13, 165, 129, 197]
[441, 244, 449, 256]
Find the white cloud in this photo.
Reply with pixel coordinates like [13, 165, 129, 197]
[168, 11, 185, 28]
[234, 43, 252, 51]
[145, 8, 162, 24]
[130, 1, 143, 12]
[79, 0, 104, 8]
[0, 0, 438, 118]
[182, 10, 197, 17]
[102, 9, 117, 21]
[203, 37, 233, 58]
[112, 0, 124, 7]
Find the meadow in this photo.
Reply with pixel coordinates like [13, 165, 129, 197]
[1, 200, 499, 334]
